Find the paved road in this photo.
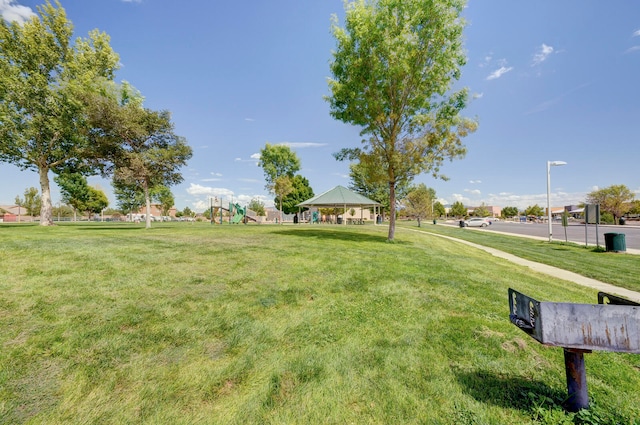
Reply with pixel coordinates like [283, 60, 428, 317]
[449, 220, 640, 251]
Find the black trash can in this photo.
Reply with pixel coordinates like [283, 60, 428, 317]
[337, 217, 342, 224]
[604, 233, 626, 252]
[619, 217, 626, 225]
[459, 220, 465, 228]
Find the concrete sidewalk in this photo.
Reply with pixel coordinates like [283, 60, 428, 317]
[403, 227, 640, 303]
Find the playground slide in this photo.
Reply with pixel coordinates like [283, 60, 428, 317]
[231, 203, 245, 224]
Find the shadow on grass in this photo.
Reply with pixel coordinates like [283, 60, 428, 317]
[454, 368, 566, 412]
[274, 228, 402, 244]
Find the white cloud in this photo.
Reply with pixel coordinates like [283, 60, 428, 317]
[245, 118, 255, 122]
[486, 66, 513, 80]
[469, 180, 482, 184]
[472, 92, 484, 99]
[633, 29, 640, 37]
[532, 43, 554, 66]
[0, 0, 35, 24]
[186, 183, 234, 198]
[250, 153, 260, 159]
[211, 172, 222, 177]
[201, 178, 222, 182]
[464, 189, 481, 196]
[625, 46, 640, 54]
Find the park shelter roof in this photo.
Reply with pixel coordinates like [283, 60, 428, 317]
[296, 185, 380, 208]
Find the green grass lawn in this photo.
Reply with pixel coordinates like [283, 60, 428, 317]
[1, 223, 639, 424]
[397, 221, 640, 293]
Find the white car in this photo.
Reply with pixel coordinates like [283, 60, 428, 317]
[463, 217, 492, 227]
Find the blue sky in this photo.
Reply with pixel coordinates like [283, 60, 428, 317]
[1, 0, 639, 211]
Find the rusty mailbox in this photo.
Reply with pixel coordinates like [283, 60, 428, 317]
[508, 288, 640, 412]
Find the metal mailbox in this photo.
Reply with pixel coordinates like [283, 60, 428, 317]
[508, 288, 640, 412]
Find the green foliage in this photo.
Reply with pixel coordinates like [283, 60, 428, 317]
[501, 206, 519, 218]
[433, 201, 446, 218]
[450, 200, 467, 218]
[248, 198, 266, 216]
[525, 204, 545, 217]
[402, 183, 436, 224]
[113, 179, 145, 215]
[334, 156, 410, 213]
[472, 203, 491, 217]
[275, 175, 314, 215]
[586, 184, 635, 223]
[258, 143, 301, 191]
[110, 107, 192, 228]
[15, 187, 42, 216]
[0, 1, 120, 225]
[151, 185, 175, 217]
[327, 0, 477, 240]
[600, 212, 614, 225]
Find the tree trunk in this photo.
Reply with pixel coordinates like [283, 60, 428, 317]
[38, 166, 54, 226]
[388, 181, 396, 241]
[144, 182, 152, 229]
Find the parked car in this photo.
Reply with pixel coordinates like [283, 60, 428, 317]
[463, 217, 492, 227]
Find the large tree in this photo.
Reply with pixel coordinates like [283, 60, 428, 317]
[258, 143, 302, 223]
[586, 184, 635, 225]
[0, 1, 119, 225]
[275, 174, 314, 215]
[328, 0, 477, 241]
[111, 108, 192, 229]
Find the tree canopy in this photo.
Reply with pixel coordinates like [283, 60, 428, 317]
[0, 1, 120, 225]
[275, 175, 314, 215]
[327, 0, 477, 241]
[402, 183, 435, 226]
[586, 184, 635, 224]
[501, 206, 519, 219]
[449, 201, 467, 218]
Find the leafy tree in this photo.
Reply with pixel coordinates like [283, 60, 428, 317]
[335, 157, 410, 218]
[586, 184, 635, 225]
[258, 143, 301, 190]
[55, 172, 90, 220]
[472, 203, 491, 217]
[433, 201, 446, 218]
[273, 176, 294, 222]
[111, 108, 192, 229]
[275, 175, 314, 215]
[0, 1, 119, 225]
[113, 179, 145, 216]
[450, 201, 467, 218]
[258, 143, 302, 223]
[525, 204, 544, 218]
[402, 183, 435, 227]
[629, 200, 640, 215]
[151, 185, 175, 218]
[182, 207, 194, 217]
[15, 187, 42, 217]
[82, 186, 108, 220]
[501, 206, 519, 219]
[327, 0, 477, 241]
[248, 198, 266, 216]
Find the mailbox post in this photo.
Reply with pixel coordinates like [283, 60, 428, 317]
[509, 288, 640, 412]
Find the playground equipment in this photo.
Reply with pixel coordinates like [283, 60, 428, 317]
[230, 203, 246, 224]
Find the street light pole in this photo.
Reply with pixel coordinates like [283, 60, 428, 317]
[547, 160, 567, 242]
